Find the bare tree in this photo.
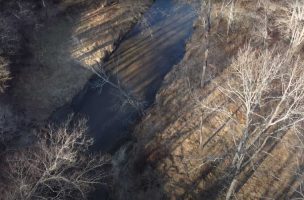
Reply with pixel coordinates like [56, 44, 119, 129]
[276, 0, 304, 52]
[3, 119, 110, 200]
[194, 44, 304, 199]
[91, 62, 146, 114]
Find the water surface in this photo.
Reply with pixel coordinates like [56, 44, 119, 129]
[53, 0, 196, 152]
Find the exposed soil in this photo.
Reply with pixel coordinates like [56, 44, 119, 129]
[52, 0, 196, 153]
[9, 1, 150, 121]
[113, 1, 304, 199]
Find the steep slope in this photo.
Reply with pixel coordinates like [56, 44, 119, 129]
[7, 0, 151, 121]
[113, 1, 304, 199]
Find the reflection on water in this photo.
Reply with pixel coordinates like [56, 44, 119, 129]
[64, 0, 196, 152]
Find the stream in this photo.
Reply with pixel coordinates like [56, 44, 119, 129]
[50, 0, 196, 199]
[52, 0, 196, 153]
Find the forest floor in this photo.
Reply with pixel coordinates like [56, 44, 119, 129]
[113, 1, 304, 199]
[9, 0, 151, 121]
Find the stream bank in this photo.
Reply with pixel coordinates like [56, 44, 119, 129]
[10, 0, 152, 121]
[52, 0, 197, 153]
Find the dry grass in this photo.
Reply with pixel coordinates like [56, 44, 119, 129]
[0, 58, 10, 93]
[114, 0, 304, 199]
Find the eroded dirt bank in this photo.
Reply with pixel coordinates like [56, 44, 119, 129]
[113, 1, 304, 199]
[0, 1, 152, 198]
[9, 0, 151, 121]
[52, 0, 197, 153]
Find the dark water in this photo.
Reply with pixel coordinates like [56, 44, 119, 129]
[50, 0, 196, 199]
[52, 0, 196, 153]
